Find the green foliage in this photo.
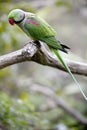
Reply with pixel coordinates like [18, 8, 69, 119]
[0, 92, 31, 130]
[0, 91, 85, 130]
[0, 92, 52, 130]
[56, 0, 72, 9]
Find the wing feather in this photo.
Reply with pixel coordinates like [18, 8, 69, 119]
[24, 15, 56, 40]
[41, 36, 69, 53]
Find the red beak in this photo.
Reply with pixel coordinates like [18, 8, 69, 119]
[9, 19, 15, 25]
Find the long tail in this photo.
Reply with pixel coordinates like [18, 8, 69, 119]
[53, 49, 87, 100]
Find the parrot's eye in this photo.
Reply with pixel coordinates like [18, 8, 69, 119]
[14, 13, 25, 24]
[9, 19, 15, 25]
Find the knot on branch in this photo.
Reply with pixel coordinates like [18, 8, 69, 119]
[22, 41, 40, 60]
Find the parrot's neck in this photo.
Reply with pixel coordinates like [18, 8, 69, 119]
[17, 13, 34, 40]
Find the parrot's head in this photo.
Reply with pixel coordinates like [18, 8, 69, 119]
[8, 9, 25, 25]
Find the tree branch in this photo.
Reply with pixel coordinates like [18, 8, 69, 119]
[30, 84, 87, 125]
[0, 41, 87, 76]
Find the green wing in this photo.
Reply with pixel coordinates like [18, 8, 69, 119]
[24, 15, 64, 50]
[24, 15, 56, 39]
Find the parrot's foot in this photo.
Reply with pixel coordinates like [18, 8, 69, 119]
[33, 40, 41, 48]
[22, 41, 40, 58]
[23, 40, 41, 49]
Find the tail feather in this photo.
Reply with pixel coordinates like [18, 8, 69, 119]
[58, 47, 68, 54]
[41, 36, 70, 54]
[61, 44, 70, 50]
[57, 40, 70, 53]
[53, 49, 87, 101]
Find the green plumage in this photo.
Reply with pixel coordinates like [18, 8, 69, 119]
[8, 9, 87, 100]
[23, 16, 66, 52]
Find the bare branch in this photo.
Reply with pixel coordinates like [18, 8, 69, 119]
[0, 41, 87, 76]
[30, 84, 87, 125]
[0, 42, 38, 69]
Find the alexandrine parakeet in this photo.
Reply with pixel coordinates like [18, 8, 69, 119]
[8, 9, 87, 100]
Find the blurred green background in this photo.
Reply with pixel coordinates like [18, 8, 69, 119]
[0, 0, 87, 130]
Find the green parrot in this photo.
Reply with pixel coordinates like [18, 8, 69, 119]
[8, 9, 87, 100]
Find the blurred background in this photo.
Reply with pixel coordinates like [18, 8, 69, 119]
[0, 0, 87, 130]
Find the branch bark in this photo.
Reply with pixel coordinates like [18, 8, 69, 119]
[0, 41, 87, 76]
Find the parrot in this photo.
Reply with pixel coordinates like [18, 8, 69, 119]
[8, 9, 87, 100]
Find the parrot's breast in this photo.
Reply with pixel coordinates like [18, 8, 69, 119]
[18, 20, 35, 40]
